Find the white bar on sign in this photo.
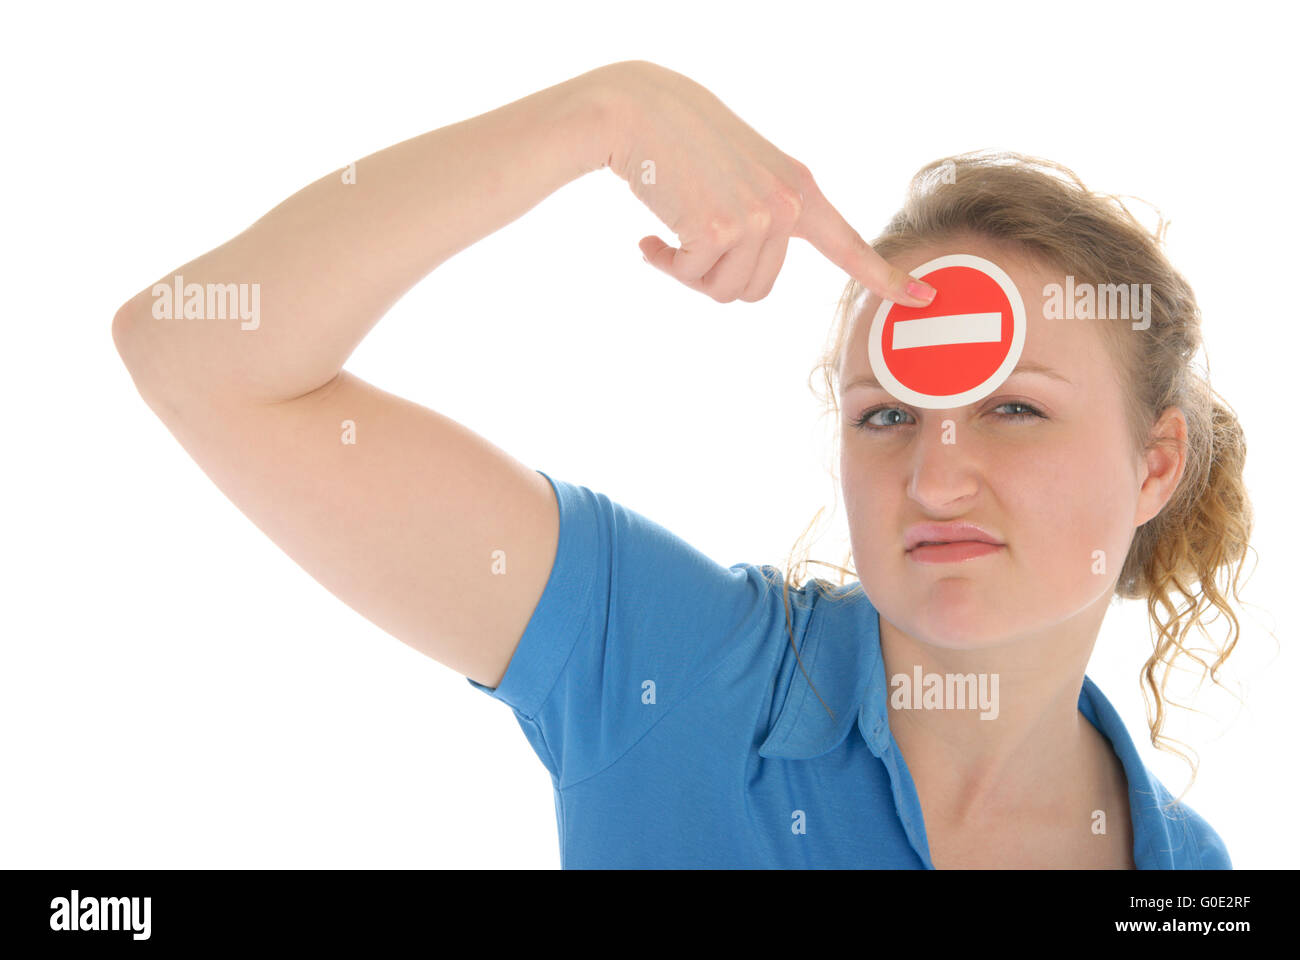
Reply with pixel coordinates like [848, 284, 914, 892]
[891, 312, 1002, 350]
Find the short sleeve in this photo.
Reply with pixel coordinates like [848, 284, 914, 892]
[466, 469, 785, 789]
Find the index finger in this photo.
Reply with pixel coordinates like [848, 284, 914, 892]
[793, 188, 936, 307]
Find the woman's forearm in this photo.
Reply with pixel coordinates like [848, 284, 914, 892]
[113, 63, 621, 404]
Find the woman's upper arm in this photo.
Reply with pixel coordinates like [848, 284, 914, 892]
[127, 366, 559, 687]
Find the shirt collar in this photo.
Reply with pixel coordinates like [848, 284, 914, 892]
[1077, 674, 1196, 869]
[758, 581, 887, 760]
[758, 582, 1201, 868]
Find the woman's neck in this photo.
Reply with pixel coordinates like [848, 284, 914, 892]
[878, 589, 1114, 826]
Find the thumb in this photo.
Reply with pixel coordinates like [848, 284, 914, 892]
[639, 235, 671, 268]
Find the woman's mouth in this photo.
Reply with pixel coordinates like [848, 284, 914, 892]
[907, 541, 1005, 564]
[903, 522, 1005, 564]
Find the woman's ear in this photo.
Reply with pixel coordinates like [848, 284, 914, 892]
[1134, 406, 1189, 527]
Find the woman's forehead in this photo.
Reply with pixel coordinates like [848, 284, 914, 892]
[840, 250, 1115, 393]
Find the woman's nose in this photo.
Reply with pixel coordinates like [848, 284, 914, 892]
[905, 417, 981, 510]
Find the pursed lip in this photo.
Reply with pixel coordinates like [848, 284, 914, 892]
[904, 521, 1005, 552]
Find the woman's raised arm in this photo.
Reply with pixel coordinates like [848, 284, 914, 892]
[110, 60, 929, 687]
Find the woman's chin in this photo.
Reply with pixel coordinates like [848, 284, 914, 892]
[891, 598, 1014, 651]
[869, 575, 1030, 649]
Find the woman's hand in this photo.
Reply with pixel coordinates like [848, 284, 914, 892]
[596, 60, 936, 306]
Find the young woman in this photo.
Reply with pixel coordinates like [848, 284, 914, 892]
[112, 60, 1250, 869]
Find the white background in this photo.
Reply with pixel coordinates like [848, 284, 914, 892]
[3, 0, 1295, 869]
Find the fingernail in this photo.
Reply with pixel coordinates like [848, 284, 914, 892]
[906, 280, 936, 302]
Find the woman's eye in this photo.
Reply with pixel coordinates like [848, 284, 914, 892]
[851, 406, 914, 429]
[992, 402, 1046, 421]
[849, 402, 1045, 431]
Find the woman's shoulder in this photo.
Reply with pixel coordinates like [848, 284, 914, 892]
[1079, 676, 1232, 869]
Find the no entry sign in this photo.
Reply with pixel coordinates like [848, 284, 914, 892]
[867, 254, 1026, 409]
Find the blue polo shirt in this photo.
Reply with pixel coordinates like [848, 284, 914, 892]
[467, 471, 1231, 869]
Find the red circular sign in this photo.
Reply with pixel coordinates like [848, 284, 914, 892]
[868, 254, 1026, 409]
